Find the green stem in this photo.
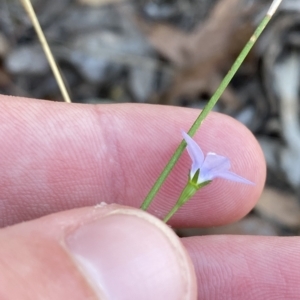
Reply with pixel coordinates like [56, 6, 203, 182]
[163, 204, 181, 223]
[163, 182, 197, 223]
[141, 6, 276, 211]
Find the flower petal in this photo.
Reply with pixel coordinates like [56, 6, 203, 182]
[202, 152, 231, 176]
[182, 131, 204, 175]
[215, 170, 255, 185]
[181, 130, 253, 185]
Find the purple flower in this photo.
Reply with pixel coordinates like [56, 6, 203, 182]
[182, 131, 254, 186]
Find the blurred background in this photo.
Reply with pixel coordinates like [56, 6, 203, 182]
[1, 0, 300, 236]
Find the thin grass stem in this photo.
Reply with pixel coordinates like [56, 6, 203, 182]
[140, 0, 283, 210]
[20, 0, 72, 103]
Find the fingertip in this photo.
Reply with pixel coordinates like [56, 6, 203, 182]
[182, 235, 300, 299]
[66, 206, 197, 300]
[0, 98, 265, 228]
[0, 204, 197, 300]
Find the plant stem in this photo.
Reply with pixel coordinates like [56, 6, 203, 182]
[141, 0, 282, 211]
[20, 0, 72, 103]
[163, 182, 197, 223]
[163, 204, 181, 223]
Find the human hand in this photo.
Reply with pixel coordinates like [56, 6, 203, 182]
[0, 96, 296, 299]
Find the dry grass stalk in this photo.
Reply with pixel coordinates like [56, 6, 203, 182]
[20, 0, 72, 103]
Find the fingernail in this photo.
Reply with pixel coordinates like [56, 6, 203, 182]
[66, 209, 195, 300]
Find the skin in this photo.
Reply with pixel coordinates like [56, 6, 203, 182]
[0, 95, 299, 299]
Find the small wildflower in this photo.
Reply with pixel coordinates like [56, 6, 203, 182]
[163, 131, 254, 222]
[182, 131, 254, 187]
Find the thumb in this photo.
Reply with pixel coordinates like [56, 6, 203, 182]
[0, 204, 197, 300]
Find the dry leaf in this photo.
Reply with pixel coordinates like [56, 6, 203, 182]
[255, 188, 300, 229]
[178, 216, 278, 237]
[77, 0, 122, 6]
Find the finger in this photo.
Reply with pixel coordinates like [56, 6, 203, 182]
[0, 204, 196, 300]
[182, 236, 300, 299]
[0, 96, 265, 226]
